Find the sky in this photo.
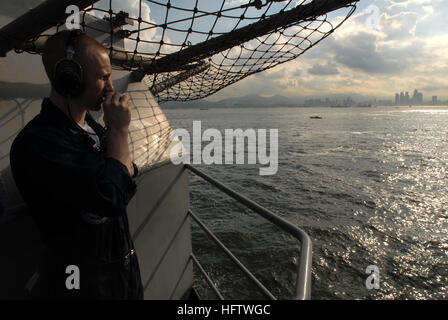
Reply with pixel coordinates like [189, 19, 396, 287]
[207, 0, 448, 102]
[2, 0, 447, 102]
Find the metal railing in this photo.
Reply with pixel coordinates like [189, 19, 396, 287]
[185, 164, 312, 300]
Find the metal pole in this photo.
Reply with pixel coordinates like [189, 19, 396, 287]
[190, 253, 225, 300]
[134, 0, 358, 79]
[12, 35, 201, 73]
[0, 0, 100, 57]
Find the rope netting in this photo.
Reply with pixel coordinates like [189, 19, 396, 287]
[12, 0, 357, 103]
[75, 0, 357, 103]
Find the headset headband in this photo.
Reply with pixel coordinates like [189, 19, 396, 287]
[52, 29, 85, 98]
[66, 29, 83, 57]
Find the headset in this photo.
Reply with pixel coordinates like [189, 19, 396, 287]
[52, 29, 85, 99]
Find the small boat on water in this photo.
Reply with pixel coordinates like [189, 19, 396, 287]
[310, 114, 322, 119]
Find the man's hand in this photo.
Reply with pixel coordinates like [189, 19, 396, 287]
[103, 92, 134, 176]
[103, 93, 131, 131]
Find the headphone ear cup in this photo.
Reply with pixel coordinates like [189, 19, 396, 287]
[53, 59, 84, 98]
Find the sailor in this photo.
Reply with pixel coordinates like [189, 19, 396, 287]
[9, 30, 143, 299]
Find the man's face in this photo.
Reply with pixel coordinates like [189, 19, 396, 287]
[77, 49, 114, 111]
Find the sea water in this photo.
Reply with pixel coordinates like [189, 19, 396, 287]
[164, 106, 448, 300]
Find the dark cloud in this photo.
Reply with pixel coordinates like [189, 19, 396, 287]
[330, 32, 406, 74]
[307, 63, 339, 75]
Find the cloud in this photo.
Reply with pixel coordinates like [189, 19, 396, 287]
[330, 32, 405, 74]
[292, 69, 302, 77]
[307, 62, 339, 75]
[381, 11, 418, 40]
[420, 85, 448, 92]
[264, 70, 286, 79]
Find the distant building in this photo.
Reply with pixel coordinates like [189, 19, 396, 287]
[411, 89, 423, 105]
[432, 96, 438, 105]
[395, 93, 399, 105]
[343, 96, 355, 106]
[416, 92, 423, 104]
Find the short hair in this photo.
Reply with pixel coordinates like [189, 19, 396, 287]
[42, 30, 107, 82]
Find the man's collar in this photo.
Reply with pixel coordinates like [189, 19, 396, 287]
[43, 98, 105, 133]
[41, 98, 107, 153]
[41, 98, 78, 130]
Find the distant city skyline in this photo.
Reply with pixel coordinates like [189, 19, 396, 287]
[395, 89, 427, 106]
[164, 92, 447, 109]
[204, 88, 448, 106]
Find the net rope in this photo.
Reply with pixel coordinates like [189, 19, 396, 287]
[37, 0, 357, 103]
